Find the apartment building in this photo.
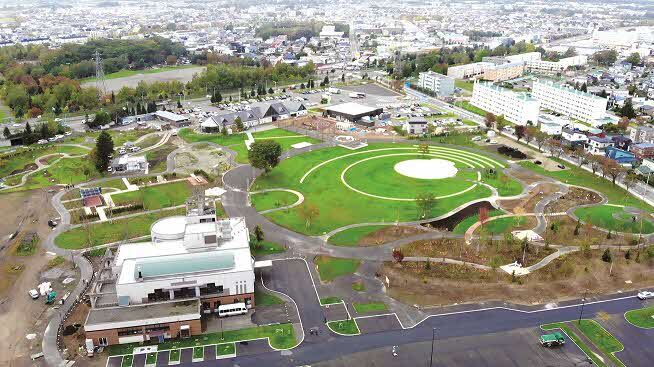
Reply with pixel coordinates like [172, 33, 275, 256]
[447, 62, 495, 79]
[482, 62, 525, 82]
[417, 71, 455, 96]
[470, 81, 540, 126]
[526, 55, 588, 74]
[629, 125, 654, 144]
[505, 52, 541, 63]
[531, 79, 608, 124]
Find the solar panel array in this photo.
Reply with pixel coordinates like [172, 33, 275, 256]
[80, 187, 102, 199]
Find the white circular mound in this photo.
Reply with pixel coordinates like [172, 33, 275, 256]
[394, 159, 458, 179]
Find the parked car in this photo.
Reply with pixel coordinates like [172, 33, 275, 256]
[637, 291, 654, 300]
[28, 289, 39, 299]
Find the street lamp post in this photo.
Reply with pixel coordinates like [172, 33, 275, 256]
[429, 328, 436, 367]
[578, 290, 588, 324]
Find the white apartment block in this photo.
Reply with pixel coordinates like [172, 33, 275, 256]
[505, 52, 541, 63]
[532, 79, 608, 123]
[447, 62, 495, 79]
[417, 71, 455, 96]
[482, 62, 525, 82]
[470, 82, 540, 126]
[526, 55, 588, 74]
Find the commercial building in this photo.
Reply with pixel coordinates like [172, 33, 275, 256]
[526, 55, 588, 74]
[403, 117, 429, 135]
[417, 71, 454, 96]
[324, 102, 383, 125]
[504, 52, 541, 63]
[154, 110, 190, 127]
[629, 125, 654, 144]
[531, 79, 608, 124]
[84, 181, 256, 348]
[470, 81, 540, 126]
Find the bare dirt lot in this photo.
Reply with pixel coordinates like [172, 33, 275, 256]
[0, 189, 73, 366]
[545, 186, 603, 214]
[382, 247, 654, 307]
[357, 226, 427, 246]
[81, 66, 206, 93]
[499, 182, 560, 213]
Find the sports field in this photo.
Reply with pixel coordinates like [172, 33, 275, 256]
[252, 142, 515, 235]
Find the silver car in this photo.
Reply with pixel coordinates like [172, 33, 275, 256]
[637, 291, 654, 300]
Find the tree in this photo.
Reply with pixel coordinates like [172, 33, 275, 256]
[626, 52, 641, 66]
[624, 172, 639, 192]
[533, 130, 547, 151]
[620, 98, 636, 119]
[234, 116, 244, 132]
[588, 155, 602, 175]
[298, 203, 319, 229]
[90, 110, 111, 128]
[415, 192, 436, 219]
[268, 87, 273, 94]
[417, 143, 429, 157]
[93, 131, 114, 172]
[601, 248, 612, 263]
[253, 225, 264, 243]
[600, 157, 625, 185]
[216, 90, 222, 103]
[341, 74, 345, 83]
[248, 140, 282, 173]
[495, 115, 508, 131]
[484, 112, 496, 129]
[3, 126, 10, 139]
[323, 75, 329, 85]
[392, 249, 404, 263]
[25, 121, 32, 135]
[547, 139, 564, 158]
[177, 99, 182, 108]
[514, 125, 525, 142]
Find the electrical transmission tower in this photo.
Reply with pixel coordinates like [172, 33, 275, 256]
[94, 50, 107, 96]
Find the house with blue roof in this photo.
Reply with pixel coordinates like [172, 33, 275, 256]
[605, 146, 637, 166]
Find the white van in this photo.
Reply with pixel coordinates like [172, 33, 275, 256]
[217, 302, 247, 317]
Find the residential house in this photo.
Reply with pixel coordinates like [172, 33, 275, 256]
[630, 142, 654, 160]
[586, 135, 613, 155]
[609, 135, 632, 151]
[605, 147, 637, 166]
[561, 127, 588, 147]
[403, 117, 429, 135]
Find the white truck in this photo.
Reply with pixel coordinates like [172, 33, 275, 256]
[348, 92, 365, 99]
[328, 87, 341, 94]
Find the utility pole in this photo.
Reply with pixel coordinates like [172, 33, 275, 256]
[578, 290, 588, 324]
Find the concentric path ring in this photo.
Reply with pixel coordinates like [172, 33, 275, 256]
[340, 153, 480, 201]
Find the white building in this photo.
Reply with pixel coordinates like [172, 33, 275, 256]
[447, 62, 495, 79]
[470, 82, 540, 126]
[532, 79, 608, 124]
[403, 117, 429, 135]
[526, 55, 588, 73]
[586, 136, 614, 155]
[417, 71, 454, 96]
[505, 52, 541, 63]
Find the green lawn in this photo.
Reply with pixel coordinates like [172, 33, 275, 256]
[520, 160, 653, 211]
[452, 209, 504, 234]
[111, 181, 192, 210]
[250, 238, 286, 257]
[0, 145, 90, 179]
[193, 346, 204, 359]
[252, 128, 304, 139]
[480, 172, 523, 197]
[81, 65, 200, 82]
[624, 306, 654, 328]
[314, 255, 361, 282]
[97, 178, 127, 191]
[216, 343, 236, 356]
[480, 216, 528, 235]
[255, 292, 284, 306]
[250, 190, 299, 212]
[14, 156, 100, 192]
[328, 225, 388, 247]
[327, 319, 360, 335]
[576, 320, 625, 367]
[352, 281, 365, 291]
[121, 354, 133, 367]
[320, 296, 342, 305]
[54, 207, 185, 249]
[144, 143, 177, 173]
[230, 135, 322, 164]
[108, 323, 296, 355]
[454, 101, 487, 117]
[254, 143, 505, 235]
[574, 205, 654, 234]
[541, 322, 607, 367]
[146, 352, 157, 365]
[169, 350, 180, 363]
[455, 79, 474, 92]
[353, 302, 387, 313]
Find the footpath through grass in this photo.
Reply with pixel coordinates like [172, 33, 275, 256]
[328, 225, 388, 247]
[624, 306, 654, 328]
[520, 160, 653, 211]
[314, 255, 361, 282]
[109, 324, 295, 356]
[55, 207, 185, 249]
[574, 205, 654, 234]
